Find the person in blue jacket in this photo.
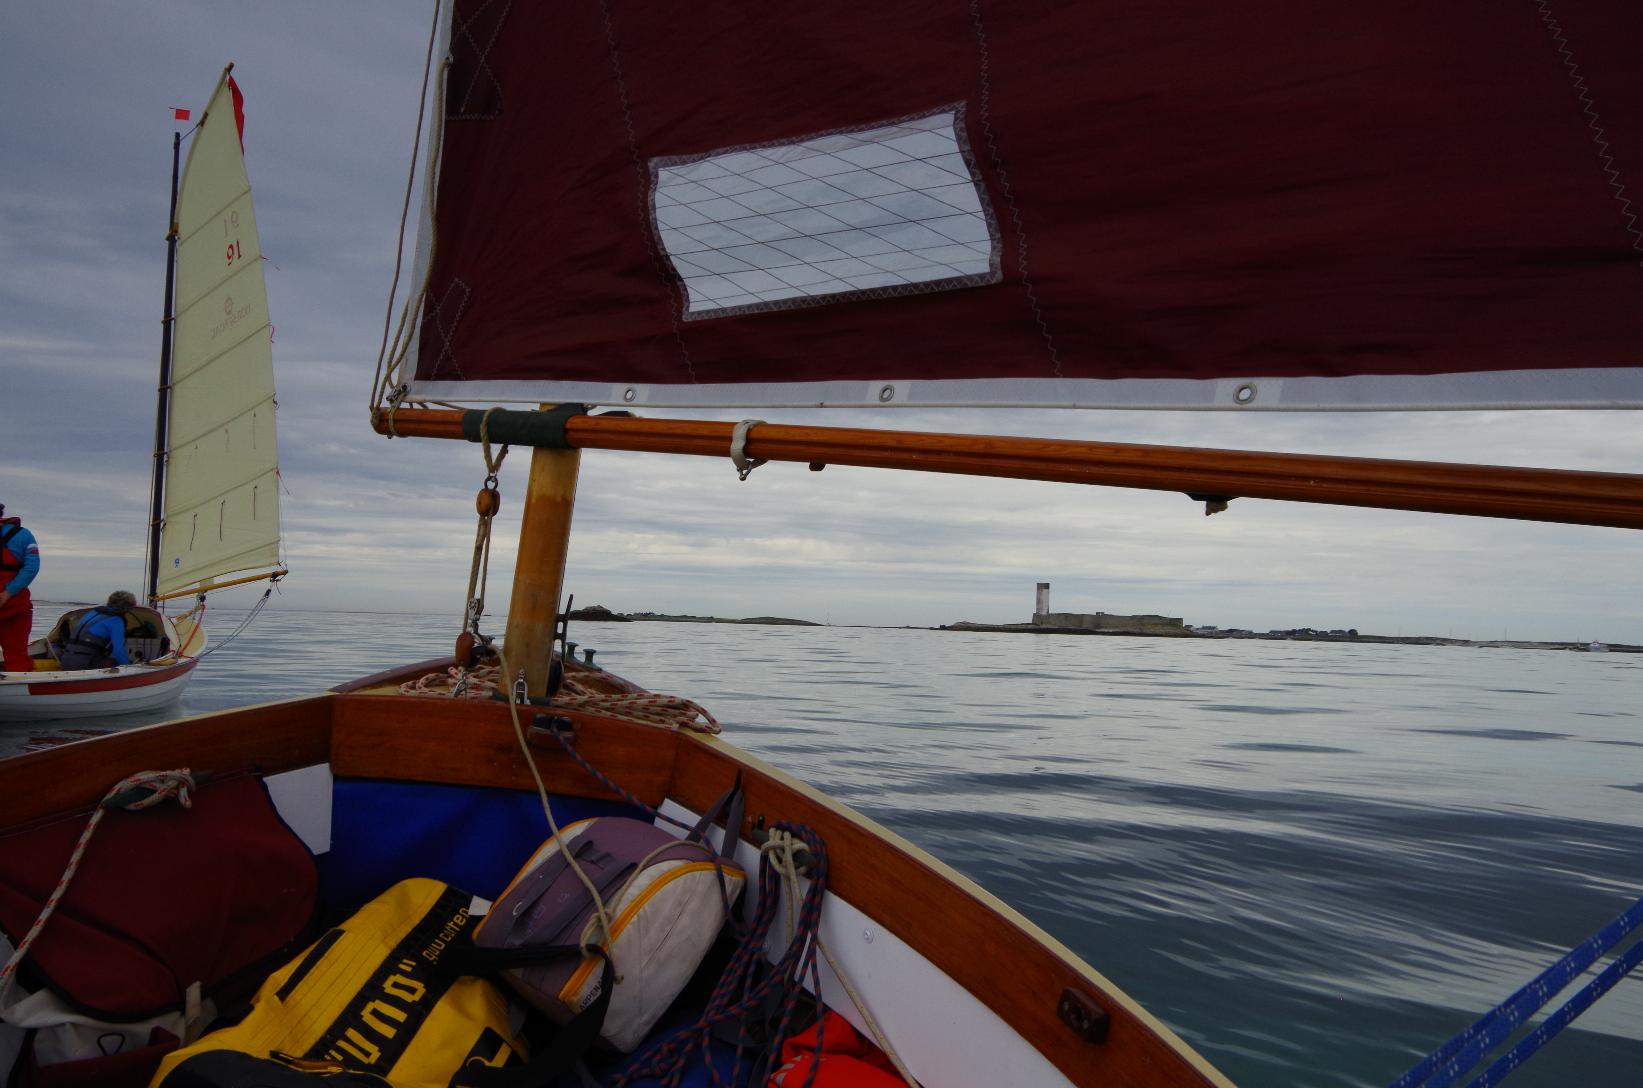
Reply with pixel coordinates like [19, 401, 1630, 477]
[57, 590, 137, 670]
[0, 504, 41, 673]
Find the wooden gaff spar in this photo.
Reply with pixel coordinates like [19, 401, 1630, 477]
[374, 407, 1643, 532]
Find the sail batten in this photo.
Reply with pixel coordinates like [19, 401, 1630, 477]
[159, 71, 281, 597]
[402, 2, 1643, 412]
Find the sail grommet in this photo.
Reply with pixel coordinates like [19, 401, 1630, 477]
[730, 419, 768, 481]
[623, 388, 638, 403]
[878, 384, 896, 403]
[1233, 382, 1258, 406]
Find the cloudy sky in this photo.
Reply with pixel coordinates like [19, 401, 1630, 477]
[2, 2, 1640, 643]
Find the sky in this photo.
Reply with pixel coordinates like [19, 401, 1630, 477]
[2, 2, 1640, 643]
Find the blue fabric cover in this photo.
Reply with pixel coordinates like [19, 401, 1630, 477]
[319, 779, 641, 913]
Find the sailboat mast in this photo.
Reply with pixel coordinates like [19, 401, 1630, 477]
[503, 440, 581, 699]
[145, 130, 182, 606]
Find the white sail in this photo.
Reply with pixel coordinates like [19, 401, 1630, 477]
[158, 71, 281, 597]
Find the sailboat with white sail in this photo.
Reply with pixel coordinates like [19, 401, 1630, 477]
[0, 67, 285, 721]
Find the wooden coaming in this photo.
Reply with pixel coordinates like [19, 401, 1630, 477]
[330, 694, 677, 808]
[0, 695, 330, 827]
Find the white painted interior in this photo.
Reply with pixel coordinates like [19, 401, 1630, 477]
[658, 799, 1075, 1088]
[263, 762, 333, 854]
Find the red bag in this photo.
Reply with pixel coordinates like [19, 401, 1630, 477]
[768, 1012, 904, 1088]
[0, 774, 317, 1085]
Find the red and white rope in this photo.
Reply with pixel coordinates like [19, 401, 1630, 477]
[0, 769, 196, 994]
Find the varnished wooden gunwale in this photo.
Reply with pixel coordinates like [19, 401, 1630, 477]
[0, 695, 331, 827]
[666, 732, 1230, 1088]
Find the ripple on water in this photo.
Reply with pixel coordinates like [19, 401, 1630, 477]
[1222, 742, 1360, 754]
[1407, 727, 1573, 741]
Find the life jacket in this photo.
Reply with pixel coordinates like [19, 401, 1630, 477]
[0, 520, 24, 576]
[56, 608, 121, 670]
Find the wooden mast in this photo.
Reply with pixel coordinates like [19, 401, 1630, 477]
[502, 424, 581, 699]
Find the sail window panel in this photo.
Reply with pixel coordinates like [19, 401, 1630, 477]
[651, 106, 1001, 321]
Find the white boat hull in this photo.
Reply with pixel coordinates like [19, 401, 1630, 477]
[0, 657, 200, 721]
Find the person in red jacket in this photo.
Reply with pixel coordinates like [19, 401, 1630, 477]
[0, 504, 41, 673]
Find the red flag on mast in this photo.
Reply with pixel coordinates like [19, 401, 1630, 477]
[226, 74, 245, 152]
[173, 108, 190, 122]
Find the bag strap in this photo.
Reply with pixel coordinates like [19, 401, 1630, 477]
[440, 943, 614, 1088]
[688, 772, 745, 863]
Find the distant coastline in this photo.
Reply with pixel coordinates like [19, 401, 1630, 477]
[940, 620, 1639, 653]
[565, 604, 1634, 653]
[568, 604, 819, 627]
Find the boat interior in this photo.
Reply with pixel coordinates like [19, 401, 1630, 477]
[27, 607, 174, 671]
[0, 659, 1226, 1088]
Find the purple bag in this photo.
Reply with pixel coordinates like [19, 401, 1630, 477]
[475, 787, 744, 1052]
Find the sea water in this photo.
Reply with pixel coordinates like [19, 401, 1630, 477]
[5, 607, 1641, 1088]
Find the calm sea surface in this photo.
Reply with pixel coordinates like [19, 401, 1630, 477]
[6, 607, 1642, 1087]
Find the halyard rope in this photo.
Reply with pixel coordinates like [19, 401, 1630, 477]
[497, 648, 618, 954]
[0, 770, 197, 1000]
[459, 409, 509, 643]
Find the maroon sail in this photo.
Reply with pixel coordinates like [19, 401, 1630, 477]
[403, 1, 1643, 409]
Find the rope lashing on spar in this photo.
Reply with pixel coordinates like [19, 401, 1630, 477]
[731, 419, 767, 481]
[1389, 891, 1643, 1088]
[0, 770, 197, 999]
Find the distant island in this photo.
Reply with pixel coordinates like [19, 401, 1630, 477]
[565, 602, 1632, 652]
[941, 619, 1639, 653]
[567, 604, 819, 626]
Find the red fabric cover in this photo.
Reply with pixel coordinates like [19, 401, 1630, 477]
[768, 1012, 903, 1087]
[0, 775, 316, 1019]
[419, 1, 1643, 390]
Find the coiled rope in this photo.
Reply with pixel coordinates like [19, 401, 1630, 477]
[530, 721, 914, 1086]
[0, 770, 197, 999]
[399, 661, 722, 734]
[615, 822, 829, 1088]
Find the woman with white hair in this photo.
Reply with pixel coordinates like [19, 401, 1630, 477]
[55, 590, 138, 670]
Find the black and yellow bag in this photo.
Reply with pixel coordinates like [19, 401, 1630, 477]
[149, 878, 609, 1088]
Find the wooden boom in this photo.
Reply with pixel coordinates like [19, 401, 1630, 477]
[374, 407, 1643, 530]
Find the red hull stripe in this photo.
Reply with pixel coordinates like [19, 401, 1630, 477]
[25, 660, 197, 697]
